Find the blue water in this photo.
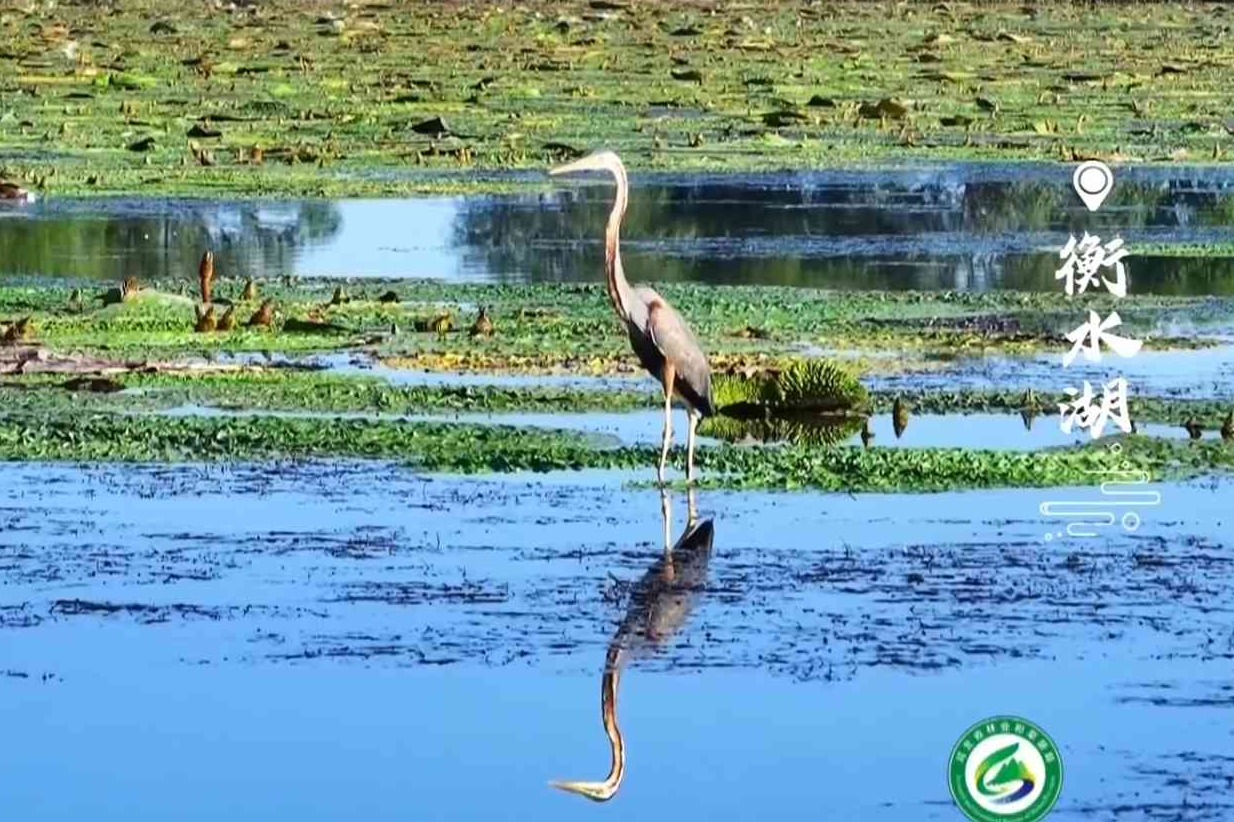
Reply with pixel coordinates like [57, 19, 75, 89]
[6, 165, 1234, 292]
[1, 464, 1230, 820]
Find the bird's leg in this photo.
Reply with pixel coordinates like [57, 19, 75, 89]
[660, 485, 675, 583]
[657, 362, 676, 486]
[687, 484, 698, 527]
[660, 486, 672, 554]
[686, 410, 700, 486]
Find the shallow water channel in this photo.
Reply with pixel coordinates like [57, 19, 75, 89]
[5, 165, 1234, 293]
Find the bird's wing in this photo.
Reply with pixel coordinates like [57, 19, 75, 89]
[640, 287, 713, 414]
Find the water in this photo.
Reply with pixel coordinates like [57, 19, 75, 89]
[1, 463, 1230, 820]
[5, 165, 1234, 292]
[4, 164, 1232, 821]
[872, 344, 1234, 401]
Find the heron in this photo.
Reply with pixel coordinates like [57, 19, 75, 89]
[551, 488, 714, 802]
[549, 151, 714, 484]
[199, 250, 215, 305]
[0, 182, 34, 203]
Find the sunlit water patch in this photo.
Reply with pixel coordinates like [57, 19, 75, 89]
[0, 463, 1230, 820]
[871, 344, 1234, 402]
[5, 165, 1234, 292]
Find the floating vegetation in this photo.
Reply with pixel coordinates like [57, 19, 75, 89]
[0, 413, 1229, 493]
[713, 360, 869, 417]
[0, 372, 657, 417]
[3, 2, 1234, 196]
[1, 271, 1231, 492]
[2, 282, 1225, 366]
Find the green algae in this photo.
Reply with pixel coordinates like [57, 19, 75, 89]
[0, 411, 1229, 492]
[3, 2, 1234, 197]
[12, 279, 1216, 371]
[3, 272, 1231, 492]
[119, 371, 657, 415]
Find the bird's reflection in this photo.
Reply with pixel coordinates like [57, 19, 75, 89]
[551, 488, 714, 802]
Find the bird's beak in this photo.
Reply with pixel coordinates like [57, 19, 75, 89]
[549, 779, 618, 802]
[548, 154, 603, 176]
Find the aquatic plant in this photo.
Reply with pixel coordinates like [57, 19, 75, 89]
[2, 2, 1233, 196]
[713, 359, 869, 415]
[0, 412, 1229, 492]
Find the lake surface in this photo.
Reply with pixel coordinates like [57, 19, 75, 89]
[4, 164, 1231, 821]
[4, 165, 1234, 292]
[2, 463, 1231, 821]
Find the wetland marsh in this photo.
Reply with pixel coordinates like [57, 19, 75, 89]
[3, 163, 1233, 821]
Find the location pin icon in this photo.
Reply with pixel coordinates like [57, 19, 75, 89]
[1073, 161, 1114, 212]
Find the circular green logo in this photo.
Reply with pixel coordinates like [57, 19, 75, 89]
[948, 716, 1063, 822]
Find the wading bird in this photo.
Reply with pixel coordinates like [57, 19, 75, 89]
[217, 304, 237, 332]
[892, 396, 910, 439]
[470, 306, 494, 338]
[327, 285, 348, 307]
[199, 250, 215, 304]
[194, 304, 216, 333]
[0, 182, 34, 203]
[247, 299, 274, 328]
[1, 316, 33, 345]
[551, 488, 713, 802]
[549, 151, 713, 484]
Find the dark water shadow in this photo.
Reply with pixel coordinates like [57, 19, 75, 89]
[0, 199, 341, 283]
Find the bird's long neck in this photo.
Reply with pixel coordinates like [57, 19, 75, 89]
[596, 645, 627, 794]
[551, 644, 627, 802]
[603, 163, 636, 322]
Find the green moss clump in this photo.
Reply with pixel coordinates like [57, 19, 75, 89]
[713, 359, 869, 415]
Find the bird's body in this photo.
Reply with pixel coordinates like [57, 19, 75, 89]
[0, 182, 34, 203]
[194, 304, 216, 333]
[624, 288, 713, 417]
[241, 278, 257, 302]
[1222, 410, 1233, 442]
[247, 299, 274, 328]
[1, 316, 33, 345]
[892, 396, 910, 439]
[470, 306, 494, 338]
[430, 311, 453, 338]
[550, 151, 713, 483]
[217, 304, 237, 331]
[1185, 417, 1203, 440]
